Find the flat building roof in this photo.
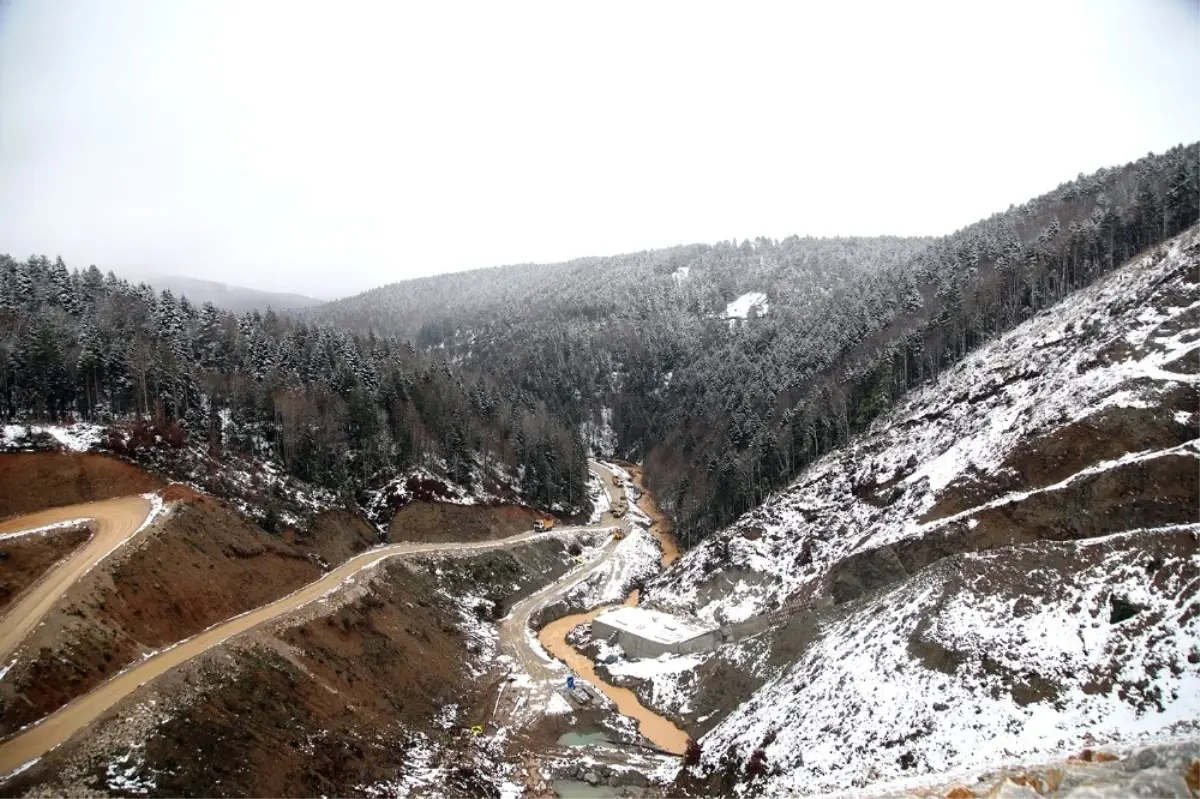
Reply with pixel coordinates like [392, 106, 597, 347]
[593, 606, 713, 645]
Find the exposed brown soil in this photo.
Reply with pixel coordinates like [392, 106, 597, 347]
[0, 525, 90, 613]
[8, 540, 575, 798]
[0, 495, 321, 737]
[0, 452, 163, 522]
[922, 403, 1196, 523]
[388, 500, 540, 544]
[295, 508, 379, 565]
[830, 453, 1198, 605]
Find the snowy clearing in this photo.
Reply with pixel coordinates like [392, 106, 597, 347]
[723, 291, 769, 321]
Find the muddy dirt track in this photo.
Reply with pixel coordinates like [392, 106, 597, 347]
[0, 503, 598, 777]
[0, 461, 684, 777]
[0, 495, 153, 666]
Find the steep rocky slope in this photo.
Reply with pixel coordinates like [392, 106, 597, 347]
[634, 228, 1199, 794]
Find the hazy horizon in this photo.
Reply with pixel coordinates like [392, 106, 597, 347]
[1, 0, 1197, 300]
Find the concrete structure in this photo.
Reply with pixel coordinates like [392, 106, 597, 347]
[591, 606, 714, 659]
[592, 596, 837, 659]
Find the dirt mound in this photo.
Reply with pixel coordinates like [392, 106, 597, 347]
[160, 482, 204, 504]
[0, 495, 321, 736]
[388, 500, 539, 544]
[0, 452, 163, 522]
[297, 508, 380, 566]
[0, 525, 91, 613]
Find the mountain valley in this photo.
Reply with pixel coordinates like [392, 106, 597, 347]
[0, 145, 1196, 798]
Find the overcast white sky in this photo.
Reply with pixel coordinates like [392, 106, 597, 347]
[0, 1, 1197, 298]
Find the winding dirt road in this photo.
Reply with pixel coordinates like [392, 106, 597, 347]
[0, 461, 682, 777]
[0, 496, 154, 666]
[496, 461, 690, 755]
[0, 505, 598, 777]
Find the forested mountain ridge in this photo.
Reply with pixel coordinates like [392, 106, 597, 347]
[641, 224, 1200, 795]
[308, 144, 1200, 547]
[309, 235, 934, 345]
[0, 263, 588, 516]
[113, 271, 324, 313]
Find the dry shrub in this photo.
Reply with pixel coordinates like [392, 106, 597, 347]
[1012, 775, 1043, 793]
[1185, 759, 1198, 794]
[744, 748, 768, 781]
[162, 483, 203, 503]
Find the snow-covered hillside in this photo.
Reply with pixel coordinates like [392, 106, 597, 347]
[642, 228, 1200, 793]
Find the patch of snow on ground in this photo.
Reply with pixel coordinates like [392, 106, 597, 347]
[545, 692, 573, 715]
[565, 526, 660, 608]
[723, 291, 769, 321]
[607, 653, 706, 716]
[105, 744, 156, 795]
[699, 526, 1200, 795]
[440, 590, 499, 678]
[434, 704, 459, 730]
[0, 423, 105, 452]
[0, 518, 91, 543]
[585, 470, 611, 525]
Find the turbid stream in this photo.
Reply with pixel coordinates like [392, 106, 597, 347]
[538, 467, 688, 756]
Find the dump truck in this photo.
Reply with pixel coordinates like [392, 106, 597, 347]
[534, 518, 555, 532]
[612, 498, 628, 518]
[612, 475, 624, 487]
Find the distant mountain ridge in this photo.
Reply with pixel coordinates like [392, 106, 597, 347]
[116, 272, 323, 313]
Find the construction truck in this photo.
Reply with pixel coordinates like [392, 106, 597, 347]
[534, 518, 555, 532]
[612, 529, 624, 541]
[612, 474, 624, 487]
[612, 497, 628, 518]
